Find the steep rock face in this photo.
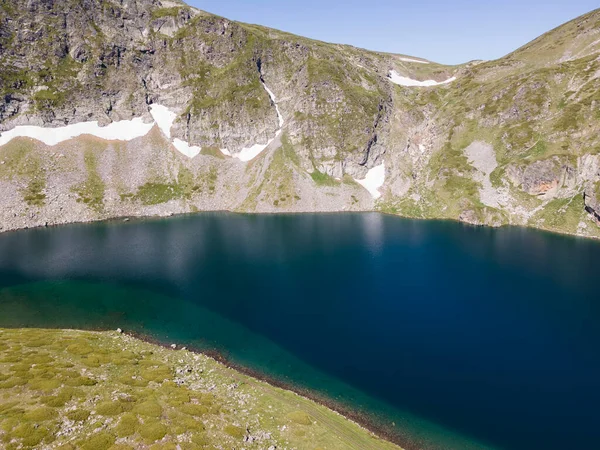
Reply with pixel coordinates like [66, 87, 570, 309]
[1, 0, 600, 238]
[1, 0, 156, 124]
[583, 157, 600, 222]
[507, 159, 577, 197]
[0, 0, 279, 152]
[0, 0, 430, 168]
[584, 184, 600, 223]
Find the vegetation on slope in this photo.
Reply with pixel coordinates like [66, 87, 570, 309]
[380, 9, 600, 235]
[0, 328, 400, 450]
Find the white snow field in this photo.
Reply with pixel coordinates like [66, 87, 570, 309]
[148, 104, 200, 157]
[232, 142, 274, 162]
[388, 70, 456, 87]
[355, 163, 386, 199]
[172, 138, 201, 158]
[0, 118, 154, 147]
[262, 83, 284, 127]
[399, 57, 429, 64]
[150, 104, 177, 139]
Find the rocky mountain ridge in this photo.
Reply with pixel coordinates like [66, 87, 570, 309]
[1, 0, 599, 238]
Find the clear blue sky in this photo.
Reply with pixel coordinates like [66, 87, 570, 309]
[188, 0, 598, 65]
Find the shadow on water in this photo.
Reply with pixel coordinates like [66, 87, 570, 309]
[0, 212, 599, 450]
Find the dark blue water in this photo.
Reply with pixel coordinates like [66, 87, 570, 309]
[0, 213, 598, 450]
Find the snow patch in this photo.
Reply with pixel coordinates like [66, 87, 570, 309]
[0, 118, 154, 147]
[233, 142, 272, 162]
[149, 104, 201, 158]
[399, 57, 429, 64]
[388, 70, 456, 87]
[150, 104, 177, 139]
[262, 83, 284, 128]
[0, 103, 203, 159]
[172, 138, 201, 158]
[355, 163, 386, 199]
[0, 87, 285, 162]
[222, 81, 284, 162]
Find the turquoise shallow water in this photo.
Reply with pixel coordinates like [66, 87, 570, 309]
[0, 213, 599, 450]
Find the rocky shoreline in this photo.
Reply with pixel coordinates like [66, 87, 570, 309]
[2, 203, 600, 243]
[118, 328, 436, 450]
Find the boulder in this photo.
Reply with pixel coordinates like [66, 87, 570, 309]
[509, 158, 576, 197]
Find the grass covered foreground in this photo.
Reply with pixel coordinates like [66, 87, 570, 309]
[0, 328, 400, 450]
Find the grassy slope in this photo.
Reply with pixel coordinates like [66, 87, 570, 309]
[0, 328, 400, 450]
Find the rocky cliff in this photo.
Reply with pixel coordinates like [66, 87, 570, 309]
[1, 0, 599, 238]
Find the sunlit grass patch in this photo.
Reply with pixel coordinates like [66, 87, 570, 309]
[118, 375, 148, 387]
[12, 423, 55, 447]
[0, 328, 400, 450]
[115, 412, 140, 437]
[23, 406, 55, 421]
[65, 375, 97, 387]
[67, 408, 90, 422]
[78, 431, 116, 450]
[173, 414, 205, 434]
[287, 410, 313, 425]
[224, 424, 245, 439]
[139, 420, 169, 442]
[140, 365, 172, 382]
[133, 400, 162, 418]
[95, 400, 125, 416]
[150, 443, 178, 450]
[0, 378, 27, 389]
[180, 403, 208, 417]
[66, 342, 94, 356]
[311, 170, 339, 187]
[28, 377, 61, 392]
[41, 387, 76, 407]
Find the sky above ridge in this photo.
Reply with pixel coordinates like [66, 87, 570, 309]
[189, 0, 598, 65]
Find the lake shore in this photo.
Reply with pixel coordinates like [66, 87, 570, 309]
[1, 213, 596, 449]
[123, 328, 423, 450]
[0, 327, 403, 449]
[1, 206, 599, 243]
